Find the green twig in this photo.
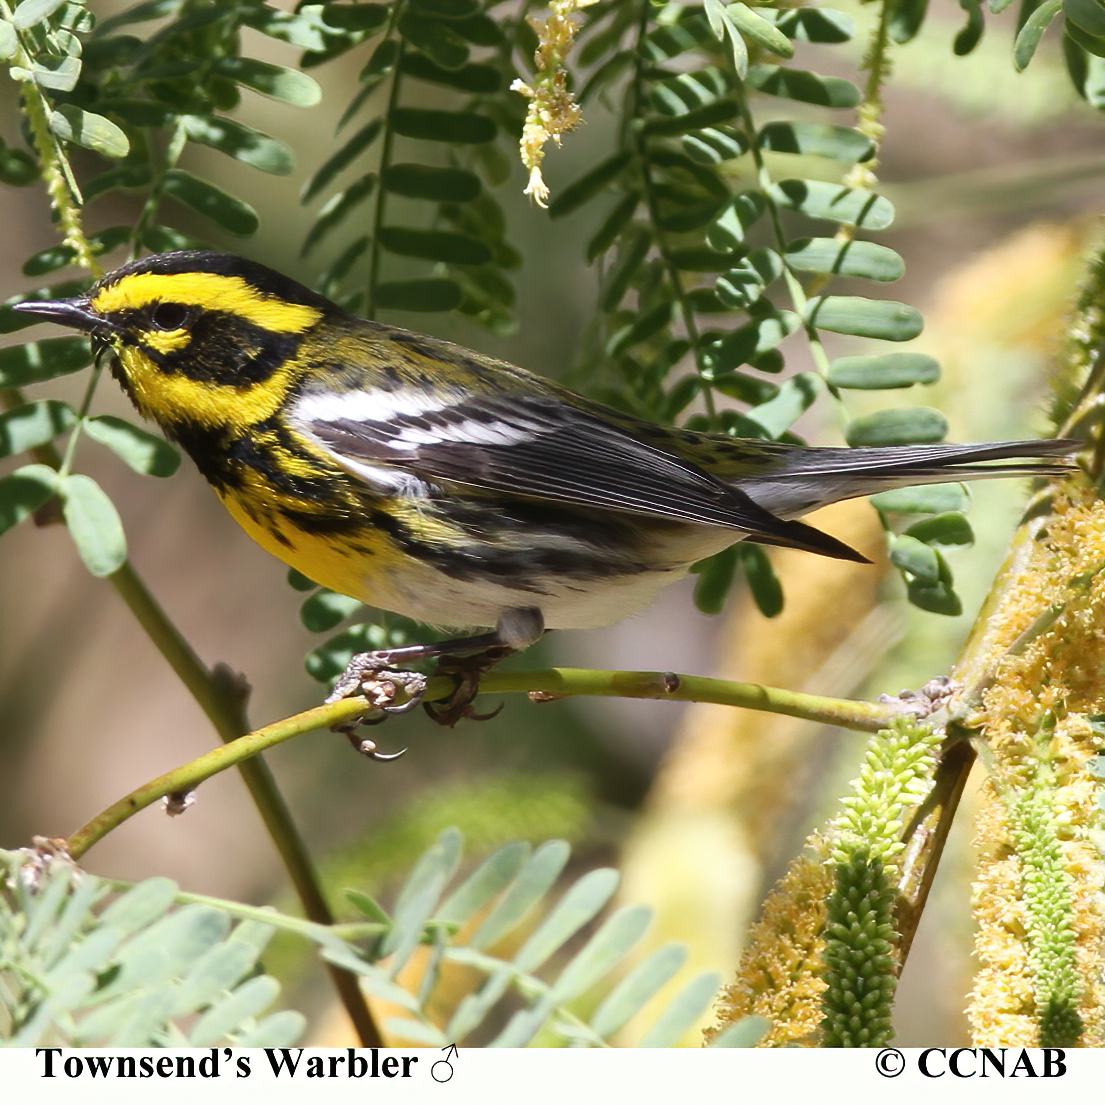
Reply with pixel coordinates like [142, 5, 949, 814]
[66, 665, 897, 857]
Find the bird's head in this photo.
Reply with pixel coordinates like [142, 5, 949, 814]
[16, 251, 337, 433]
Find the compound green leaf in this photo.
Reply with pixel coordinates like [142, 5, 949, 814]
[13, 0, 74, 28]
[382, 830, 462, 974]
[1065, 17, 1105, 57]
[741, 544, 784, 617]
[23, 226, 130, 276]
[435, 842, 532, 927]
[549, 905, 651, 1004]
[643, 99, 739, 137]
[709, 311, 799, 371]
[471, 840, 571, 951]
[591, 943, 687, 1038]
[301, 172, 377, 255]
[587, 194, 640, 261]
[907, 573, 963, 616]
[321, 1, 391, 30]
[889, 0, 930, 41]
[1015, 0, 1062, 67]
[710, 1017, 772, 1046]
[510, 868, 620, 975]
[746, 372, 822, 436]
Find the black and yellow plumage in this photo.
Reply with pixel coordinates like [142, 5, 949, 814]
[17, 250, 1077, 682]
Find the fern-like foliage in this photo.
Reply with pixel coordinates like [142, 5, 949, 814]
[1, 855, 304, 1047]
[1, 834, 755, 1048]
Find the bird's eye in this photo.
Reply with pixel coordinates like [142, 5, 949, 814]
[150, 303, 189, 331]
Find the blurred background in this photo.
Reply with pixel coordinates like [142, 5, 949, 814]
[0, 0, 1100, 1044]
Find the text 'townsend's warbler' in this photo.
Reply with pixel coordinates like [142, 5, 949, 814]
[17, 251, 1077, 712]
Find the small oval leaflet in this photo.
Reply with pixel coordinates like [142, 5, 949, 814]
[84, 415, 181, 478]
[758, 121, 874, 162]
[0, 337, 91, 387]
[786, 238, 904, 282]
[377, 227, 492, 266]
[162, 170, 259, 236]
[807, 296, 923, 341]
[828, 353, 940, 389]
[0, 399, 76, 459]
[890, 534, 942, 583]
[869, 483, 969, 515]
[374, 279, 463, 312]
[904, 512, 975, 548]
[0, 464, 59, 537]
[845, 407, 949, 447]
[59, 474, 127, 578]
[769, 179, 894, 229]
[300, 589, 363, 632]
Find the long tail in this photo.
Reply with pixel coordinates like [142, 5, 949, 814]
[733, 437, 1080, 561]
[737, 437, 1080, 523]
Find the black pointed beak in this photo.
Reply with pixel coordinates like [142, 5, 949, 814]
[14, 297, 117, 335]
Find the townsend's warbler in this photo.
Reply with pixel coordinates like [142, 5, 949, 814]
[17, 251, 1077, 712]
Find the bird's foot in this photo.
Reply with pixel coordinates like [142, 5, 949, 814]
[423, 646, 514, 728]
[878, 675, 960, 719]
[328, 655, 427, 758]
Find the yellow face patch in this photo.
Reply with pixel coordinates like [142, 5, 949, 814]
[93, 271, 322, 333]
[118, 345, 294, 430]
[140, 328, 191, 355]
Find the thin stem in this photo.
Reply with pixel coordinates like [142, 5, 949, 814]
[629, 0, 717, 422]
[366, 27, 406, 320]
[66, 666, 897, 856]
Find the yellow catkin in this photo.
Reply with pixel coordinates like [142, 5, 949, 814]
[967, 489, 1105, 1045]
[510, 0, 595, 206]
[708, 839, 835, 1047]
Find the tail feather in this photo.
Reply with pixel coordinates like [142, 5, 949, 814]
[736, 438, 1080, 520]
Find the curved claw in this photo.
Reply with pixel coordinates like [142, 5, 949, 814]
[366, 744, 408, 762]
[342, 728, 408, 761]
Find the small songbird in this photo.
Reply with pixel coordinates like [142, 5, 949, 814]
[16, 251, 1076, 715]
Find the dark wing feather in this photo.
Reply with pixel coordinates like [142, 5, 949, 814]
[297, 392, 868, 562]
